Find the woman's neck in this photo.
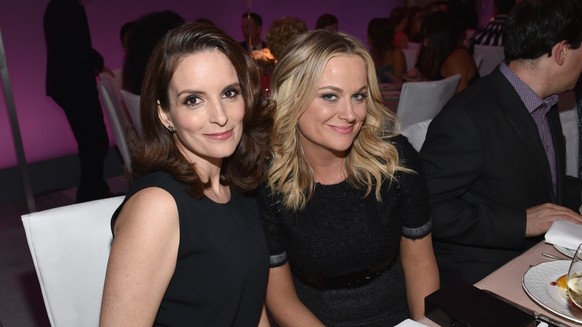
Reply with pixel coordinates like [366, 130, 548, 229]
[307, 156, 346, 185]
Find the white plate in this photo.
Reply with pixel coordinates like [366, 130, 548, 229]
[554, 244, 576, 258]
[522, 260, 582, 324]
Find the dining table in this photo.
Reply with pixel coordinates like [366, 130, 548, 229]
[418, 241, 580, 326]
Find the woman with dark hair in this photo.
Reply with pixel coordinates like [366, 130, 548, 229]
[415, 10, 479, 93]
[404, 6, 423, 43]
[121, 10, 185, 95]
[367, 17, 407, 83]
[315, 13, 338, 32]
[389, 7, 409, 49]
[100, 23, 274, 326]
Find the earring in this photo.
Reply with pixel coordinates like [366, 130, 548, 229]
[166, 125, 175, 133]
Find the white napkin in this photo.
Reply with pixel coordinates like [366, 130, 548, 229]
[394, 319, 429, 327]
[545, 220, 582, 250]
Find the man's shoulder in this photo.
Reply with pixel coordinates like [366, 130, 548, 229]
[444, 74, 504, 112]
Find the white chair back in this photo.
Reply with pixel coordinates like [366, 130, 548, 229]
[21, 196, 125, 327]
[98, 72, 132, 170]
[403, 47, 418, 74]
[407, 42, 420, 52]
[473, 45, 504, 76]
[120, 90, 143, 139]
[473, 53, 483, 71]
[558, 103, 580, 177]
[396, 74, 460, 129]
[403, 42, 420, 73]
[401, 118, 432, 151]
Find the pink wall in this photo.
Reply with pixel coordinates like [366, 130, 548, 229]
[0, 0, 494, 170]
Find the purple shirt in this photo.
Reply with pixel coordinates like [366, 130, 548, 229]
[500, 63, 558, 195]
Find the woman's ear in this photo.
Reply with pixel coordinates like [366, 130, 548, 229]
[157, 101, 173, 130]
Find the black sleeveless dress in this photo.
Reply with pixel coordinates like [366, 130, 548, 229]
[112, 171, 269, 326]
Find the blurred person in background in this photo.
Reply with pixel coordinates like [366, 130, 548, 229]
[315, 13, 339, 33]
[472, 0, 516, 46]
[121, 10, 184, 95]
[44, 0, 115, 203]
[389, 6, 409, 49]
[414, 10, 479, 93]
[265, 16, 308, 61]
[368, 17, 406, 83]
[240, 12, 267, 52]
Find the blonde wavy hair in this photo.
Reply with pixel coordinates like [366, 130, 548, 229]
[269, 30, 409, 211]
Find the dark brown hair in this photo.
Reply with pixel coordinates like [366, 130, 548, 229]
[129, 22, 274, 198]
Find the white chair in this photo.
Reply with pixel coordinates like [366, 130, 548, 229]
[98, 72, 132, 170]
[558, 102, 579, 177]
[473, 53, 483, 71]
[396, 74, 460, 129]
[401, 118, 432, 151]
[21, 196, 125, 327]
[120, 89, 143, 139]
[407, 42, 420, 52]
[473, 45, 504, 77]
[403, 47, 418, 74]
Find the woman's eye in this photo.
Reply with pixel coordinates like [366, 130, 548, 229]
[223, 88, 240, 99]
[353, 93, 367, 102]
[184, 96, 202, 107]
[322, 93, 338, 101]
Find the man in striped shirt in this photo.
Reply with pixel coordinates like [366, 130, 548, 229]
[472, 0, 516, 46]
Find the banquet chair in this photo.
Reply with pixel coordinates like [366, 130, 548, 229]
[473, 53, 483, 71]
[21, 195, 125, 327]
[98, 73, 133, 171]
[120, 89, 143, 139]
[402, 47, 418, 74]
[400, 118, 432, 151]
[396, 74, 460, 129]
[473, 45, 504, 76]
[560, 110, 579, 177]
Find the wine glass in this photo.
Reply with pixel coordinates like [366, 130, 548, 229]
[567, 243, 582, 309]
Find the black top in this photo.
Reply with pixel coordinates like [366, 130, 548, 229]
[112, 171, 269, 326]
[259, 136, 431, 325]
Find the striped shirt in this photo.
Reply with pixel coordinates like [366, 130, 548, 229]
[473, 15, 506, 46]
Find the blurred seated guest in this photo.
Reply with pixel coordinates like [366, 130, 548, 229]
[368, 17, 406, 83]
[415, 10, 479, 93]
[448, 0, 479, 45]
[405, 6, 423, 43]
[472, 0, 516, 46]
[121, 10, 184, 95]
[100, 23, 274, 325]
[260, 29, 438, 326]
[420, 0, 582, 285]
[240, 12, 267, 52]
[265, 16, 308, 61]
[315, 13, 339, 32]
[389, 7, 409, 49]
[424, 0, 449, 14]
[119, 20, 137, 54]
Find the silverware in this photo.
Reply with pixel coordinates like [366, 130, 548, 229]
[542, 252, 565, 260]
[483, 290, 570, 327]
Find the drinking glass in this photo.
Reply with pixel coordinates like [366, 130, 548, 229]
[567, 243, 582, 309]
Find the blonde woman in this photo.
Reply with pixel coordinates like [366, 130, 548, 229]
[259, 30, 439, 326]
